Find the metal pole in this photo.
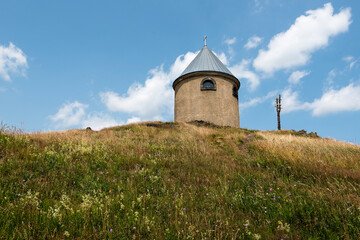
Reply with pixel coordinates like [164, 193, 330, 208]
[276, 94, 282, 130]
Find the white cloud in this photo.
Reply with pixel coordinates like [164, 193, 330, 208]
[253, 3, 351, 74]
[81, 113, 122, 130]
[253, 0, 263, 12]
[244, 36, 262, 50]
[49, 101, 88, 128]
[326, 69, 336, 87]
[50, 101, 122, 130]
[311, 83, 360, 116]
[343, 56, 354, 62]
[99, 73, 170, 121]
[224, 37, 237, 45]
[349, 61, 358, 69]
[223, 37, 237, 59]
[0, 42, 28, 81]
[230, 59, 260, 91]
[282, 83, 360, 116]
[126, 116, 141, 124]
[343, 56, 358, 70]
[288, 70, 310, 84]
[239, 91, 277, 111]
[170, 51, 199, 78]
[100, 51, 197, 120]
[281, 88, 309, 113]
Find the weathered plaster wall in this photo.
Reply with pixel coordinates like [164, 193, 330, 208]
[174, 73, 240, 127]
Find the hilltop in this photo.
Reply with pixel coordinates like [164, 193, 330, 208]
[1, 122, 360, 239]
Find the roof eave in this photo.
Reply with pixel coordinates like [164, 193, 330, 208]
[173, 71, 240, 90]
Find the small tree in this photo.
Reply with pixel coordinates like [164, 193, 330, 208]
[275, 95, 282, 130]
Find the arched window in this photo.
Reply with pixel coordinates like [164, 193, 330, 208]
[201, 78, 216, 91]
[203, 80, 214, 89]
[232, 85, 238, 99]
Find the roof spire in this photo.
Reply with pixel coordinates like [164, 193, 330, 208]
[204, 35, 207, 46]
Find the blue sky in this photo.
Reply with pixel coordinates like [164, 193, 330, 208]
[1, 0, 359, 144]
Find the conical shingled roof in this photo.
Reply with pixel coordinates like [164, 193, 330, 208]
[179, 45, 234, 78]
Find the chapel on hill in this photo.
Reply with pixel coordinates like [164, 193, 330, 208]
[172, 39, 241, 127]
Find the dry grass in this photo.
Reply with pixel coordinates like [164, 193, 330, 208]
[255, 132, 360, 173]
[1, 122, 360, 239]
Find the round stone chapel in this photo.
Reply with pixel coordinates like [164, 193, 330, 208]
[173, 42, 240, 127]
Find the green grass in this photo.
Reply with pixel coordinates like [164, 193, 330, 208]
[0, 122, 360, 239]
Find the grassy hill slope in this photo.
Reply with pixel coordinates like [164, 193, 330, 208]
[1, 122, 360, 239]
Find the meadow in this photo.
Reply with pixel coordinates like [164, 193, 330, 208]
[0, 121, 360, 239]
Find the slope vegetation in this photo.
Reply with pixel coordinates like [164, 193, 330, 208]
[0, 122, 360, 239]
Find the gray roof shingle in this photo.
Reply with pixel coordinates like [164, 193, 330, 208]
[179, 45, 234, 78]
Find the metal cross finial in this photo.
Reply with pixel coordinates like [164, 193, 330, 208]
[204, 35, 207, 46]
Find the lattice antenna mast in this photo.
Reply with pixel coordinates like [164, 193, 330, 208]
[275, 94, 282, 130]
